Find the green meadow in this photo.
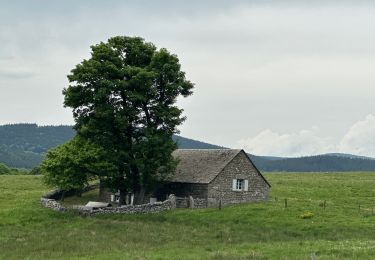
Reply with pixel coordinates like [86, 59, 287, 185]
[1, 173, 375, 259]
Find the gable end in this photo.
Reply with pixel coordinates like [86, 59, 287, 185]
[241, 150, 271, 187]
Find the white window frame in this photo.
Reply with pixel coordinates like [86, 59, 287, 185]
[232, 179, 249, 191]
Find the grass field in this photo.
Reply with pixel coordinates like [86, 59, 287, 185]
[2, 173, 375, 259]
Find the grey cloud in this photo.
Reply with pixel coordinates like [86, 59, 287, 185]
[0, 70, 35, 79]
[0, 54, 14, 61]
[237, 115, 375, 157]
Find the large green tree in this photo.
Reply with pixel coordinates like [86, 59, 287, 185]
[63, 36, 193, 204]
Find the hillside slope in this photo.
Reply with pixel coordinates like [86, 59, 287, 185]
[0, 124, 75, 168]
[0, 124, 223, 168]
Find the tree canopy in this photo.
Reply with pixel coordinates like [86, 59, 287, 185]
[41, 137, 117, 192]
[43, 36, 194, 204]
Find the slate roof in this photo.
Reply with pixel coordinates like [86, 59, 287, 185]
[170, 149, 242, 184]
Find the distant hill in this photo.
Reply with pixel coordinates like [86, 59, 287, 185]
[249, 154, 375, 172]
[322, 153, 375, 160]
[1, 123, 375, 172]
[0, 124, 75, 168]
[0, 124, 224, 168]
[172, 135, 224, 149]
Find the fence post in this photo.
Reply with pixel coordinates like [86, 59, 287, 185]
[358, 204, 361, 213]
[284, 198, 287, 208]
[219, 199, 222, 210]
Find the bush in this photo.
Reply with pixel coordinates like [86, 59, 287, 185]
[300, 211, 314, 219]
[0, 163, 11, 174]
[0, 162, 31, 175]
[29, 166, 42, 175]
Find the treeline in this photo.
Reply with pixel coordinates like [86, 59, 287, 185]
[0, 124, 75, 153]
[250, 154, 375, 172]
[0, 162, 30, 175]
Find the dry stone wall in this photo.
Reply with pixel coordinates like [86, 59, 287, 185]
[40, 197, 67, 212]
[41, 187, 176, 215]
[174, 196, 208, 209]
[74, 195, 176, 215]
[193, 198, 207, 208]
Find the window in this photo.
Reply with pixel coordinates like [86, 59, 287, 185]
[232, 179, 249, 191]
[236, 179, 244, 190]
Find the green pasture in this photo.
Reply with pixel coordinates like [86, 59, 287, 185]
[1, 173, 375, 259]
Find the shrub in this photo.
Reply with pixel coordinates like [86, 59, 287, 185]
[0, 163, 27, 175]
[0, 163, 11, 174]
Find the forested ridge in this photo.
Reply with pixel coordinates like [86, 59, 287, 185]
[0, 124, 223, 168]
[250, 154, 375, 172]
[0, 124, 75, 168]
[1, 123, 375, 172]
[0, 124, 75, 153]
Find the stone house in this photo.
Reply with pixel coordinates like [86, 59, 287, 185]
[100, 149, 270, 208]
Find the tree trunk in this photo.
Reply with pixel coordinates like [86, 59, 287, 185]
[118, 188, 127, 206]
[60, 191, 66, 202]
[133, 188, 146, 205]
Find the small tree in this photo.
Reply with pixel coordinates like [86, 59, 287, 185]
[62, 36, 193, 204]
[41, 137, 117, 199]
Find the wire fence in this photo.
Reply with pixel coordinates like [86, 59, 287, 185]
[270, 196, 375, 216]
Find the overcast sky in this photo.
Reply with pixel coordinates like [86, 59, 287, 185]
[1, 0, 375, 157]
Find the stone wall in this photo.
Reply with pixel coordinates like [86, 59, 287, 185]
[207, 151, 270, 206]
[173, 196, 207, 209]
[41, 188, 176, 215]
[193, 198, 207, 208]
[76, 195, 176, 215]
[40, 197, 67, 212]
[40, 184, 99, 212]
